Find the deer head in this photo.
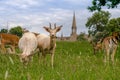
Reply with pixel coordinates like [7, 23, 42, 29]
[112, 32, 120, 41]
[44, 23, 62, 38]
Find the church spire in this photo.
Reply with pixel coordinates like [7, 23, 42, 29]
[70, 11, 77, 41]
[72, 11, 76, 29]
[71, 11, 77, 35]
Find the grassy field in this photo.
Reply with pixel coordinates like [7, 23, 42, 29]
[0, 41, 120, 80]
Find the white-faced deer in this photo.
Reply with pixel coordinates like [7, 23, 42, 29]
[37, 23, 62, 68]
[102, 32, 120, 64]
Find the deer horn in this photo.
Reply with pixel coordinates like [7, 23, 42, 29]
[49, 23, 51, 29]
[54, 23, 56, 29]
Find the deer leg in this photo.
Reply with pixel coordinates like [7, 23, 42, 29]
[104, 48, 110, 63]
[1, 44, 6, 54]
[111, 46, 117, 64]
[38, 49, 42, 63]
[11, 46, 15, 53]
[51, 50, 55, 68]
[42, 51, 46, 65]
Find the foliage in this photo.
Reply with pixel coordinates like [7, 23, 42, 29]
[86, 11, 120, 42]
[77, 32, 87, 41]
[0, 41, 120, 80]
[9, 26, 23, 37]
[88, 0, 120, 11]
[106, 18, 120, 35]
[86, 11, 110, 36]
[0, 28, 8, 33]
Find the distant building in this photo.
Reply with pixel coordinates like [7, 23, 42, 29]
[70, 12, 77, 41]
[57, 12, 77, 41]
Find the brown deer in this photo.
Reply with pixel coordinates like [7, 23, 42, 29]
[0, 33, 19, 54]
[37, 23, 62, 68]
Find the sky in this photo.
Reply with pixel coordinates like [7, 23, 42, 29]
[0, 0, 120, 36]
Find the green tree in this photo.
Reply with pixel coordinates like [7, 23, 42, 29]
[86, 11, 110, 36]
[106, 18, 120, 34]
[9, 26, 23, 37]
[0, 28, 8, 33]
[88, 0, 120, 11]
[77, 32, 87, 41]
[117, 17, 120, 26]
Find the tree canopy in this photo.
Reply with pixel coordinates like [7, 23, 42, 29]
[106, 18, 120, 34]
[9, 26, 23, 37]
[88, 0, 120, 11]
[0, 29, 8, 33]
[86, 11, 111, 36]
[86, 10, 120, 42]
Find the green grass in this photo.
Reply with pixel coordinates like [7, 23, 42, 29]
[0, 41, 120, 80]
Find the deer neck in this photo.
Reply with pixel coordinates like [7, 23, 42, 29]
[50, 37, 56, 50]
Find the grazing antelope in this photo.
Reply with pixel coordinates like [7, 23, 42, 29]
[92, 40, 102, 55]
[18, 32, 38, 65]
[102, 32, 120, 63]
[37, 23, 62, 68]
[0, 33, 19, 54]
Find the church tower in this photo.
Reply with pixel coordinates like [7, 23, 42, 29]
[70, 12, 77, 41]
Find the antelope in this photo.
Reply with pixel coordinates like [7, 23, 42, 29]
[92, 41, 102, 55]
[0, 33, 19, 54]
[18, 32, 38, 65]
[37, 23, 62, 68]
[102, 32, 120, 63]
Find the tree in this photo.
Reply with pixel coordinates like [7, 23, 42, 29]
[77, 32, 87, 41]
[9, 26, 23, 37]
[106, 18, 120, 34]
[0, 29, 8, 33]
[86, 11, 110, 36]
[117, 17, 120, 26]
[88, 0, 120, 11]
[86, 11, 111, 42]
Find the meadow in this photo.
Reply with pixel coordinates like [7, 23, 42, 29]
[0, 41, 120, 80]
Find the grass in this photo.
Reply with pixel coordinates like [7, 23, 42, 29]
[0, 41, 120, 80]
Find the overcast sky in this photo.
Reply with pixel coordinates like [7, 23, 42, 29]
[0, 0, 120, 36]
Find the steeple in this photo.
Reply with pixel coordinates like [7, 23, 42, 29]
[71, 11, 77, 36]
[72, 12, 76, 29]
[70, 11, 77, 41]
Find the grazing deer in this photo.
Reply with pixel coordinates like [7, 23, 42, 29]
[102, 32, 120, 63]
[18, 32, 38, 65]
[0, 33, 19, 54]
[37, 23, 62, 68]
[92, 40, 102, 55]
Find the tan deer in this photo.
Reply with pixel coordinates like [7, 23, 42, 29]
[37, 23, 62, 68]
[102, 32, 120, 63]
[92, 40, 102, 55]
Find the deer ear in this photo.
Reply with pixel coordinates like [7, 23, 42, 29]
[43, 26, 50, 32]
[56, 25, 62, 32]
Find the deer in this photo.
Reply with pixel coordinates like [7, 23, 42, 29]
[37, 23, 62, 68]
[0, 33, 19, 54]
[102, 32, 120, 64]
[92, 39, 102, 55]
[18, 32, 38, 65]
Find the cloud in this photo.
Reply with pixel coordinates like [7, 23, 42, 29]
[0, 0, 120, 37]
[105, 8, 120, 18]
[3, 0, 40, 9]
[63, 0, 92, 6]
